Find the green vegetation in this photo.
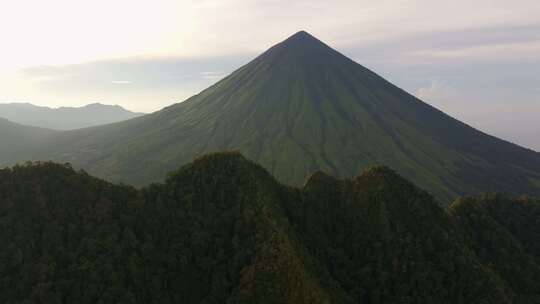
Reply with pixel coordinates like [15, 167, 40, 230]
[449, 194, 540, 303]
[2, 31, 540, 204]
[1, 152, 538, 303]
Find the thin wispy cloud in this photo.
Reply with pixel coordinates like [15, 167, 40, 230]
[416, 81, 458, 104]
[200, 71, 225, 79]
[409, 41, 540, 62]
[13, 55, 247, 112]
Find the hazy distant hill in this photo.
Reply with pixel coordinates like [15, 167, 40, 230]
[3, 152, 538, 303]
[0, 118, 57, 164]
[0, 102, 144, 130]
[1, 31, 540, 203]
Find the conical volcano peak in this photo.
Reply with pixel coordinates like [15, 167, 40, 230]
[287, 30, 318, 41]
[279, 30, 331, 50]
[255, 30, 344, 66]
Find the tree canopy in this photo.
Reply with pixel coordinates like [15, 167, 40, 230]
[0, 153, 538, 303]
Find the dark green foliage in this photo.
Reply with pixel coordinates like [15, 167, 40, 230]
[1, 152, 538, 303]
[449, 195, 540, 303]
[0, 154, 340, 304]
[2, 32, 540, 204]
[283, 167, 510, 304]
[0, 162, 139, 303]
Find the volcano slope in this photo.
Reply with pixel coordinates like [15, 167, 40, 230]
[2, 31, 540, 203]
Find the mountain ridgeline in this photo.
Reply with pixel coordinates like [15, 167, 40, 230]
[1, 31, 540, 203]
[0, 102, 144, 130]
[1, 152, 539, 303]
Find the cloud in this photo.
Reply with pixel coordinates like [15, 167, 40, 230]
[409, 41, 540, 62]
[20, 55, 247, 89]
[344, 23, 540, 66]
[415, 80, 471, 120]
[416, 81, 457, 104]
[414, 79, 540, 151]
[200, 71, 225, 79]
[15, 55, 249, 112]
[2, 0, 540, 70]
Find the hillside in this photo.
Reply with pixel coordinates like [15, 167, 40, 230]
[1, 31, 540, 203]
[3, 152, 538, 303]
[0, 118, 57, 164]
[0, 102, 144, 130]
[449, 194, 540, 303]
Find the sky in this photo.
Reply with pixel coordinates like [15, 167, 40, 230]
[0, 0, 539, 150]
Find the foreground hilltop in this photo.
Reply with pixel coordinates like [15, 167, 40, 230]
[1, 152, 539, 303]
[2, 31, 540, 203]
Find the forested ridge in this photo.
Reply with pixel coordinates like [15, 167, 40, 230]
[1, 152, 539, 303]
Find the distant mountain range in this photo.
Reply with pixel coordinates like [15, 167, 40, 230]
[1, 153, 538, 303]
[0, 102, 144, 130]
[0, 31, 539, 203]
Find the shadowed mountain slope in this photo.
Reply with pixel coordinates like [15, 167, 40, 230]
[1, 31, 540, 203]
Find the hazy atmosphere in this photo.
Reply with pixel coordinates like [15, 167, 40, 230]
[1, 0, 539, 150]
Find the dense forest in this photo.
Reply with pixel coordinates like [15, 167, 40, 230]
[1, 152, 539, 303]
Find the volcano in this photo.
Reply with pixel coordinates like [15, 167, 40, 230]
[3, 31, 540, 203]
